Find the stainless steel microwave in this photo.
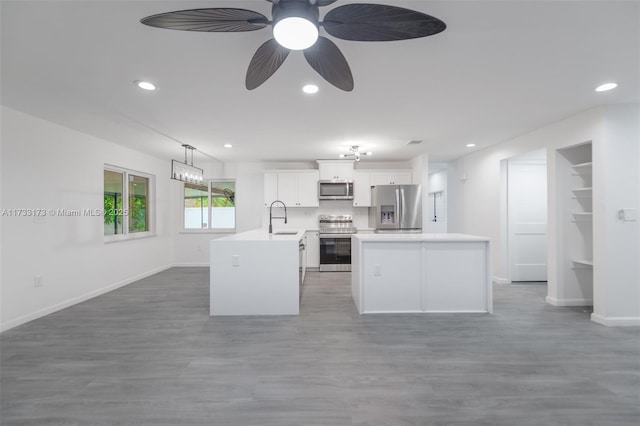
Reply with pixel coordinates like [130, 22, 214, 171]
[318, 180, 354, 200]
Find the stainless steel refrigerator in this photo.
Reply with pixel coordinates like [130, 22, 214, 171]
[369, 184, 422, 232]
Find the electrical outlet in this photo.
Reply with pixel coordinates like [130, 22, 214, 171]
[374, 265, 381, 276]
[232, 255, 240, 266]
[34, 275, 43, 288]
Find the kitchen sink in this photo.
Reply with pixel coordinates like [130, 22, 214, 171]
[273, 231, 298, 235]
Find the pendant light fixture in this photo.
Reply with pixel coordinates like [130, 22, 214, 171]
[339, 145, 372, 162]
[171, 144, 204, 183]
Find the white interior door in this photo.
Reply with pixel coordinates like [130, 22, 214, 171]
[508, 158, 547, 281]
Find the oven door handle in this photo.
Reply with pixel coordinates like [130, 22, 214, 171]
[319, 234, 354, 239]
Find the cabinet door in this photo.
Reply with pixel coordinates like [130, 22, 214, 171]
[276, 172, 299, 206]
[318, 161, 354, 180]
[370, 171, 412, 186]
[334, 163, 354, 180]
[353, 171, 371, 207]
[305, 231, 320, 268]
[264, 172, 278, 207]
[369, 172, 394, 186]
[424, 242, 488, 312]
[393, 172, 412, 185]
[362, 242, 422, 312]
[296, 171, 319, 207]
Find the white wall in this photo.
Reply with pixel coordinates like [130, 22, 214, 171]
[448, 105, 640, 325]
[591, 105, 640, 325]
[0, 106, 175, 331]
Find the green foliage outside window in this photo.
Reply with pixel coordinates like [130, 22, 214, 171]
[103, 194, 123, 226]
[129, 196, 147, 232]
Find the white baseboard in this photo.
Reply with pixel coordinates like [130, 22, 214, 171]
[591, 313, 640, 327]
[0, 264, 173, 333]
[545, 296, 593, 306]
[493, 276, 511, 284]
[172, 263, 209, 267]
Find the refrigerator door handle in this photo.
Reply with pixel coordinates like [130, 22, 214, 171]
[396, 188, 402, 227]
[400, 188, 406, 228]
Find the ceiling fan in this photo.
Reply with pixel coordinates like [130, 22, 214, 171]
[140, 0, 446, 92]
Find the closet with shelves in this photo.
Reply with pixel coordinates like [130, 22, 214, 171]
[556, 142, 593, 306]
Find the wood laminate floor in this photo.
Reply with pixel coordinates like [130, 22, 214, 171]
[1, 268, 639, 426]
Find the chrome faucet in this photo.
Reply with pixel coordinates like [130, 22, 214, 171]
[268, 200, 288, 234]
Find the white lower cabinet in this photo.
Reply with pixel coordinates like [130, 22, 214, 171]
[353, 236, 491, 314]
[362, 242, 422, 312]
[423, 242, 488, 312]
[305, 231, 320, 268]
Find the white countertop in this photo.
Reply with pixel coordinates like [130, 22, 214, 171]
[213, 228, 306, 242]
[352, 233, 490, 242]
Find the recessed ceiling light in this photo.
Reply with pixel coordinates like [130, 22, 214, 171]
[135, 80, 156, 91]
[466, 143, 476, 148]
[223, 144, 233, 148]
[302, 84, 319, 94]
[595, 82, 617, 92]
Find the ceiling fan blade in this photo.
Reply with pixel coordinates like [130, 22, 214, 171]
[141, 8, 269, 32]
[303, 36, 353, 92]
[322, 4, 446, 41]
[246, 39, 290, 90]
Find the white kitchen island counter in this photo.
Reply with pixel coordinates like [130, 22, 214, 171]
[351, 233, 492, 314]
[210, 229, 305, 316]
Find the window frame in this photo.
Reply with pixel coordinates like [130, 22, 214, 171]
[104, 165, 155, 243]
[181, 179, 236, 234]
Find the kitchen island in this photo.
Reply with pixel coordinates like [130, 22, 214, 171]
[210, 229, 305, 316]
[351, 233, 492, 314]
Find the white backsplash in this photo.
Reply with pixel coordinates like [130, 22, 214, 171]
[261, 200, 371, 231]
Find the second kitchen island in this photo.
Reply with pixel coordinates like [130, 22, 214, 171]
[351, 233, 492, 314]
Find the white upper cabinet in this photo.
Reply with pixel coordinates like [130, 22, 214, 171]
[263, 172, 278, 207]
[369, 170, 413, 186]
[317, 160, 354, 181]
[295, 171, 320, 207]
[264, 170, 319, 207]
[353, 171, 372, 207]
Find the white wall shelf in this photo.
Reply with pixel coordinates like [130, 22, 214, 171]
[572, 161, 593, 169]
[572, 258, 593, 267]
[571, 187, 592, 193]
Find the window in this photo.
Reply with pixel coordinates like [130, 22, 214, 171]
[104, 166, 154, 241]
[129, 174, 149, 233]
[104, 170, 124, 236]
[183, 180, 235, 232]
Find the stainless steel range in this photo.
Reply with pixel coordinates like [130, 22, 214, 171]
[319, 214, 357, 272]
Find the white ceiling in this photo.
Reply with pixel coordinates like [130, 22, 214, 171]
[1, 1, 638, 165]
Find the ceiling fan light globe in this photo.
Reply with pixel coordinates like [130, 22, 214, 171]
[273, 17, 318, 50]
